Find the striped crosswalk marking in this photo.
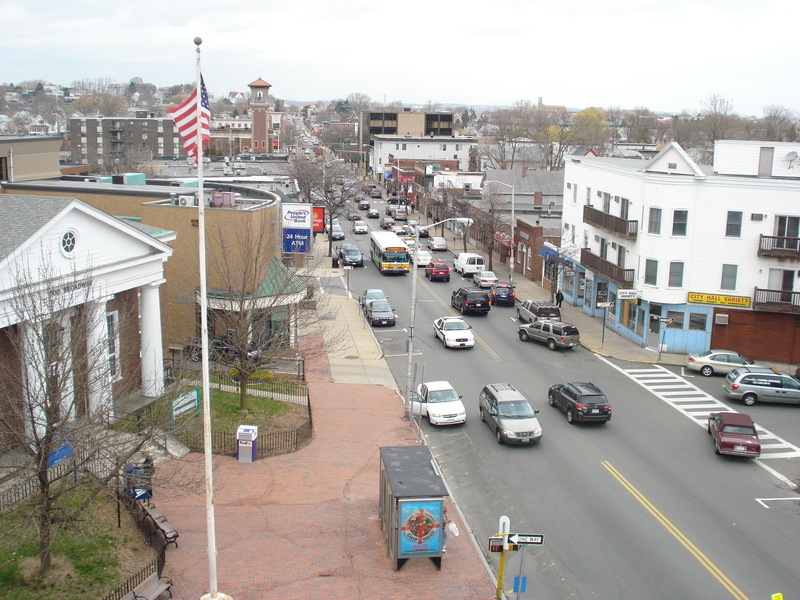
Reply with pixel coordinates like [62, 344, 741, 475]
[598, 360, 800, 459]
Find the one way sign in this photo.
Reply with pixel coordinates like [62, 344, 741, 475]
[508, 533, 544, 545]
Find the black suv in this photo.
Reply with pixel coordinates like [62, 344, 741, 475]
[547, 382, 611, 424]
[451, 287, 491, 315]
[489, 282, 516, 306]
[337, 243, 364, 267]
[357, 199, 370, 210]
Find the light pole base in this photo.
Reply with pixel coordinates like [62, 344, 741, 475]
[201, 593, 233, 600]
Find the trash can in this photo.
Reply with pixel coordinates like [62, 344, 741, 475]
[332, 256, 339, 268]
[236, 425, 258, 463]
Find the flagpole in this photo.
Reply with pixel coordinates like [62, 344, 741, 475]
[193, 37, 230, 600]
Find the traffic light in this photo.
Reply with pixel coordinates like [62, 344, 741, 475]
[489, 536, 505, 553]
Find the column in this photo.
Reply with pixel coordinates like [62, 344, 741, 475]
[139, 281, 165, 398]
[85, 297, 112, 418]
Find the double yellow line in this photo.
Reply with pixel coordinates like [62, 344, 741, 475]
[602, 461, 749, 600]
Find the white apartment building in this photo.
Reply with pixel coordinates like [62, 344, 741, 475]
[369, 135, 476, 178]
[561, 140, 800, 363]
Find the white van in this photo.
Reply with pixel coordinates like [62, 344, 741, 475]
[453, 253, 485, 276]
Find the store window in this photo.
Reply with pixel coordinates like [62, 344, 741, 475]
[688, 313, 707, 331]
[666, 311, 684, 329]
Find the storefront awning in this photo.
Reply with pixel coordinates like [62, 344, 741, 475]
[537, 246, 558, 262]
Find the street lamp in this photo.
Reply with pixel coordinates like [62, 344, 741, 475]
[405, 217, 474, 419]
[483, 180, 515, 284]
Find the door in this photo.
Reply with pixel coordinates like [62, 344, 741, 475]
[758, 146, 774, 177]
[768, 268, 795, 303]
[775, 216, 800, 251]
[647, 304, 662, 350]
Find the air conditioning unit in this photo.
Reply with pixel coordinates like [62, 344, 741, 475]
[566, 183, 572, 189]
[611, 242, 618, 249]
[178, 196, 190, 206]
[594, 235, 600, 242]
[715, 313, 729, 325]
[597, 191, 602, 197]
[750, 213, 764, 221]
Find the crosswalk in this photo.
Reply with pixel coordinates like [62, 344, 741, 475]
[601, 360, 800, 459]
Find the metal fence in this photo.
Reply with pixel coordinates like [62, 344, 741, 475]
[173, 420, 313, 458]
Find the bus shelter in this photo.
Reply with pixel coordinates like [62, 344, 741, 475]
[379, 446, 449, 571]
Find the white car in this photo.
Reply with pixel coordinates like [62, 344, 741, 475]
[352, 220, 368, 234]
[473, 270, 499, 288]
[428, 237, 448, 251]
[413, 250, 433, 267]
[433, 316, 474, 349]
[410, 381, 467, 426]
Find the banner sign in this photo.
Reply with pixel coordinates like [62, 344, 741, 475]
[282, 203, 313, 253]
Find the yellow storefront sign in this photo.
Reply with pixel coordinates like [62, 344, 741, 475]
[687, 292, 751, 308]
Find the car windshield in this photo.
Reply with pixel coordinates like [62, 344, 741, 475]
[498, 401, 536, 418]
[539, 308, 560, 317]
[370, 301, 392, 312]
[384, 250, 410, 262]
[344, 250, 360, 257]
[427, 389, 460, 403]
[443, 321, 468, 330]
[722, 425, 756, 435]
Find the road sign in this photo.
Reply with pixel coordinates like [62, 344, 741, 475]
[659, 317, 675, 323]
[343, 265, 353, 270]
[597, 301, 614, 308]
[617, 289, 639, 299]
[507, 533, 544, 545]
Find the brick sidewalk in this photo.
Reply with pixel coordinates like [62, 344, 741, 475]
[153, 334, 495, 600]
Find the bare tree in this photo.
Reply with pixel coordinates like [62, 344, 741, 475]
[537, 107, 579, 171]
[0, 259, 169, 576]
[757, 105, 798, 142]
[345, 92, 372, 118]
[624, 107, 657, 144]
[480, 100, 535, 170]
[700, 94, 739, 147]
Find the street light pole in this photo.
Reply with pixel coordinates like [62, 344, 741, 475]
[483, 180, 515, 285]
[404, 217, 474, 419]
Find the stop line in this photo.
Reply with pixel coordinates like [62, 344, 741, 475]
[597, 359, 800, 459]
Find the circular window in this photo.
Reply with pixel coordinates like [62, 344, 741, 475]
[60, 230, 77, 257]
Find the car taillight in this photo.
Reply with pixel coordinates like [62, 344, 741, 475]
[574, 403, 586, 410]
[510, 292, 516, 297]
[730, 384, 740, 390]
[688, 356, 696, 362]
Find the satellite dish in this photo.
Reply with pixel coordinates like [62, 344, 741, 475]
[787, 151, 798, 161]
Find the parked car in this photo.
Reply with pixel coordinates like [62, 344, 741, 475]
[414, 226, 430, 239]
[363, 299, 396, 327]
[386, 205, 396, 216]
[707, 412, 760, 457]
[358, 289, 388, 308]
[410, 381, 467, 426]
[352, 220, 368, 234]
[379, 217, 396, 229]
[387, 196, 405, 205]
[407, 219, 419, 228]
[366, 208, 380, 219]
[345, 210, 360, 221]
[427, 236, 447, 251]
[425, 260, 451, 282]
[479, 383, 542, 445]
[453, 252, 485, 276]
[368, 188, 383, 198]
[433, 316, 475, 349]
[473, 270, 499, 288]
[723, 367, 800, 406]
[357, 199, 371, 210]
[337, 243, 363, 267]
[451, 287, 491, 315]
[518, 320, 580, 351]
[413, 250, 433, 267]
[330, 224, 345, 241]
[516, 300, 561, 323]
[547, 382, 611, 424]
[489, 282, 516, 306]
[685, 349, 761, 377]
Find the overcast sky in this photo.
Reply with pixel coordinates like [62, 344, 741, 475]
[4, 0, 798, 117]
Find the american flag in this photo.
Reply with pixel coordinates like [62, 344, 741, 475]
[168, 75, 211, 159]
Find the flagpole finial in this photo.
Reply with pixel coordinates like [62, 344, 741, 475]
[194, 37, 202, 46]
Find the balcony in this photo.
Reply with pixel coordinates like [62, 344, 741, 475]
[758, 235, 800, 259]
[753, 287, 800, 314]
[583, 205, 638, 239]
[580, 248, 635, 286]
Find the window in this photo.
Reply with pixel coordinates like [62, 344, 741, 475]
[667, 162, 677, 169]
[455, 144, 461, 151]
[107, 311, 121, 380]
[441, 144, 447, 151]
[586, 187, 591, 203]
[720, 264, 738, 290]
[401, 143, 407, 151]
[725, 211, 742, 237]
[648, 208, 662, 234]
[572, 184, 577, 204]
[672, 210, 688, 236]
[689, 313, 707, 331]
[668, 262, 684, 287]
[666, 311, 684, 329]
[645, 259, 658, 285]
[60, 230, 77, 257]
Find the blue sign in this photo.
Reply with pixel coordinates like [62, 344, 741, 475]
[282, 228, 311, 253]
[47, 432, 73, 468]
[513, 577, 527, 593]
[397, 498, 444, 558]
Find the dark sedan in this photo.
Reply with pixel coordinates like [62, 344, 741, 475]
[547, 382, 611, 424]
[337, 243, 363, 267]
[363, 299, 396, 327]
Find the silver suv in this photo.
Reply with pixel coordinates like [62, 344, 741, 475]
[478, 383, 542, 445]
[723, 367, 800, 406]
[517, 320, 579, 350]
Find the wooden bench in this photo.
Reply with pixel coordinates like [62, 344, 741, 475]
[121, 571, 172, 600]
[140, 502, 179, 548]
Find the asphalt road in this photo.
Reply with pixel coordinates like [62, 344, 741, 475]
[329, 198, 800, 600]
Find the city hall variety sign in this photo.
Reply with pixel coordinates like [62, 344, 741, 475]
[687, 292, 751, 308]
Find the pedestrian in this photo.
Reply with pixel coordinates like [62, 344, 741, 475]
[441, 507, 450, 553]
[555, 289, 564, 308]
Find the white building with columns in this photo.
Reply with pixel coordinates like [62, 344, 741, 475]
[0, 194, 174, 452]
